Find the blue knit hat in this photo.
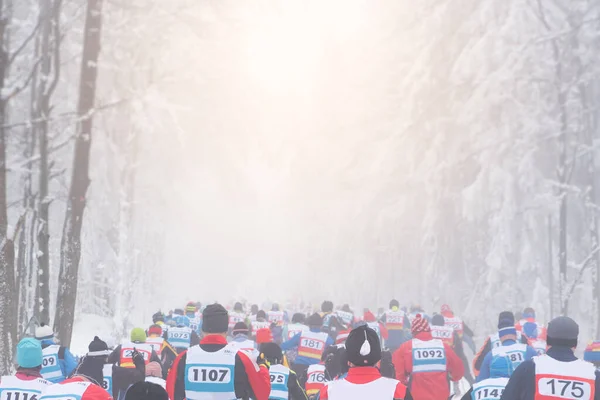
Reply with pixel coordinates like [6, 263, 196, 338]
[17, 338, 43, 368]
[490, 354, 513, 378]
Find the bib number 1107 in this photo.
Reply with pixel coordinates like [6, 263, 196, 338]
[189, 367, 231, 383]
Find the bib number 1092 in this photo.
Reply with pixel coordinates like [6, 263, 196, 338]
[538, 378, 591, 399]
[414, 349, 443, 359]
[189, 367, 231, 383]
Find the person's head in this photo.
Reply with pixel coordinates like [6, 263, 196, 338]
[131, 327, 147, 343]
[125, 382, 168, 400]
[232, 322, 249, 337]
[321, 301, 334, 313]
[522, 322, 539, 340]
[251, 304, 259, 314]
[341, 304, 351, 313]
[145, 361, 163, 378]
[523, 307, 536, 320]
[323, 345, 347, 378]
[256, 328, 273, 344]
[259, 342, 283, 364]
[584, 341, 600, 367]
[234, 302, 244, 313]
[256, 310, 267, 320]
[497, 311, 517, 342]
[547, 316, 578, 349]
[307, 313, 323, 329]
[16, 338, 43, 369]
[173, 308, 184, 316]
[431, 314, 445, 327]
[345, 325, 381, 367]
[410, 304, 422, 313]
[202, 303, 229, 336]
[148, 324, 163, 338]
[76, 336, 110, 386]
[185, 302, 197, 316]
[152, 311, 164, 323]
[411, 314, 431, 337]
[272, 303, 280, 311]
[34, 323, 54, 341]
[490, 354, 513, 378]
[389, 299, 400, 310]
[292, 313, 306, 324]
[87, 336, 110, 362]
[363, 310, 376, 322]
[441, 304, 452, 315]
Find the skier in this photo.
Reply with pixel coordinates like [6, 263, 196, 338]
[460, 354, 512, 400]
[228, 302, 248, 332]
[166, 303, 271, 400]
[146, 324, 165, 358]
[360, 309, 388, 349]
[281, 313, 334, 384]
[380, 299, 411, 353]
[152, 311, 168, 335]
[321, 301, 343, 341]
[319, 325, 411, 400]
[304, 346, 346, 399]
[35, 323, 77, 383]
[107, 327, 160, 368]
[284, 313, 309, 341]
[431, 314, 474, 384]
[165, 314, 200, 353]
[473, 311, 528, 377]
[42, 337, 113, 400]
[259, 342, 308, 400]
[0, 338, 52, 398]
[501, 316, 600, 400]
[440, 304, 476, 354]
[477, 316, 537, 381]
[251, 310, 271, 338]
[522, 322, 548, 355]
[229, 322, 259, 359]
[334, 304, 355, 328]
[515, 307, 545, 337]
[584, 341, 600, 370]
[248, 304, 260, 322]
[393, 314, 464, 400]
[185, 302, 202, 335]
[267, 303, 287, 327]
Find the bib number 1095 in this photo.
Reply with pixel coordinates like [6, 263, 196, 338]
[189, 367, 231, 383]
[538, 378, 590, 399]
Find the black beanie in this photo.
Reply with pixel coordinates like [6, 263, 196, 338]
[390, 299, 400, 309]
[202, 303, 229, 334]
[87, 336, 109, 356]
[259, 342, 283, 363]
[232, 322, 249, 335]
[307, 313, 323, 327]
[431, 314, 445, 327]
[345, 325, 381, 367]
[125, 381, 168, 400]
[498, 311, 515, 329]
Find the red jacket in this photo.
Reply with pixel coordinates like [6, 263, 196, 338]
[319, 367, 409, 399]
[166, 334, 271, 400]
[393, 332, 464, 400]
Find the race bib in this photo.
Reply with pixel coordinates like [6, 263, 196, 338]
[188, 366, 232, 384]
[301, 338, 325, 351]
[2, 391, 41, 400]
[307, 372, 326, 383]
[270, 372, 286, 384]
[42, 355, 57, 368]
[474, 387, 504, 399]
[537, 378, 592, 399]
[414, 349, 444, 360]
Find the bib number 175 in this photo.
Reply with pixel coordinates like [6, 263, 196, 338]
[538, 378, 591, 399]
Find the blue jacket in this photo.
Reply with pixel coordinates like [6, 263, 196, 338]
[40, 339, 77, 382]
[281, 328, 334, 366]
[500, 347, 600, 400]
[478, 339, 538, 382]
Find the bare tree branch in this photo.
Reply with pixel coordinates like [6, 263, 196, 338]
[7, 16, 41, 67]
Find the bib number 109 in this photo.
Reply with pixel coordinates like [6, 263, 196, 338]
[538, 378, 590, 399]
[189, 367, 231, 383]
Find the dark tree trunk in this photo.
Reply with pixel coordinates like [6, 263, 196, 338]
[54, 0, 103, 347]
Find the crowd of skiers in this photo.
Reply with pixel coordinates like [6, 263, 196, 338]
[1, 300, 600, 400]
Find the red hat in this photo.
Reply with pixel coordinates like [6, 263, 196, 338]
[148, 324, 162, 337]
[363, 310, 376, 322]
[441, 304, 452, 314]
[411, 314, 431, 335]
[256, 328, 273, 344]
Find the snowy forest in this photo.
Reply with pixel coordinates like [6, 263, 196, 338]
[1, 0, 600, 373]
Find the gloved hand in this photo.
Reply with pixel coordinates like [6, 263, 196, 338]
[132, 349, 145, 370]
[256, 353, 271, 369]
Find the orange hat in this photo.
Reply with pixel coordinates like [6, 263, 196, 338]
[256, 328, 273, 344]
